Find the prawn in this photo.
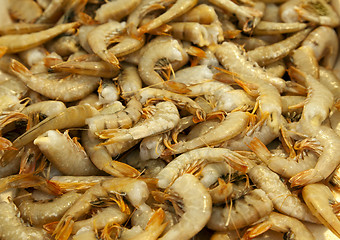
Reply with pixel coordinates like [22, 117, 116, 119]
[0, 22, 78, 54]
[11, 59, 100, 102]
[207, 189, 273, 231]
[17, 190, 82, 226]
[162, 111, 250, 155]
[1, 104, 98, 166]
[81, 130, 140, 177]
[118, 63, 143, 99]
[8, 0, 42, 23]
[22, 101, 66, 119]
[242, 212, 315, 240]
[86, 96, 142, 134]
[248, 164, 318, 223]
[302, 183, 340, 238]
[97, 101, 180, 145]
[137, 0, 198, 35]
[290, 45, 319, 79]
[0, 201, 51, 239]
[174, 4, 219, 24]
[253, 21, 308, 35]
[0, 23, 52, 35]
[157, 147, 249, 189]
[158, 174, 212, 240]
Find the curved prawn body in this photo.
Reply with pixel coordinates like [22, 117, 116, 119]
[35, 0, 67, 24]
[0, 23, 52, 35]
[294, 0, 340, 27]
[247, 28, 311, 66]
[0, 201, 51, 240]
[97, 101, 180, 145]
[137, 0, 198, 35]
[242, 212, 316, 240]
[138, 37, 187, 86]
[157, 147, 249, 189]
[169, 22, 224, 47]
[17, 191, 82, 226]
[215, 41, 283, 134]
[302, 183, 340, 238]
[174, 4, 219, 24]
[0, 22, 78, 54]
[95, 0, 142, 23]
[163, 111, 250, 155]
[86, 96, 142, 134]
[253, 21, 308, 35]
[118, 63, 143, 99]
[291, 45, 319, 79]
[34, 130, 101, 176]
[209, 0, 263, 33]
[248, 164, 318, 223]
[301, 26, 339, 69]
[11, 59, 100, 102]
[54, 177, 149, 239]
[207, 189, 273, 231]
[1, 104, 98, 166]
[136, 87, 206, 122]
[8, 0, 42, 23]
[22, 101, 67, 118]
[82, 131, 140, 178]
[248, 137, 318, 178]
[158, 174, 212, 240]
[87, 21, 125, 66]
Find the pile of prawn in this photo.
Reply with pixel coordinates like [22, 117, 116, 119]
[1, 0, 340, 239]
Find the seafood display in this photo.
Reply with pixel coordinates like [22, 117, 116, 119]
[1, 0, 340, 239]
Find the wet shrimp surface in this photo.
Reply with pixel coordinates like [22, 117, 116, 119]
[1, 0, 340, 239]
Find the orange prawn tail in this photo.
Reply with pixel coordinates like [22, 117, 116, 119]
[0, 137, 15, 151]
[108, 160, 141, 178]
[225, 154, 248, 173]
[145, 208, 167, 236]
[241, 221, 272, 240]
[247, 137, 271, 161]
[105, 50, 120, 68]
[53, 216, 74, 240]
[10, 59, 32, 77]
[289, 169, 319, 187]
[0, 46, 7, 58]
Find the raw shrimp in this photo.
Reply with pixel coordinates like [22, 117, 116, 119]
[169, 22, 223, 47]
[158, 174, 212, 240]
[215, 41, 283, 134]
[209, 0, 263, 32]
[86, 96, 142, 134]
[34, 130, 101, 176]
[138, 37, 187, 86]
[294, 0, 340, 27]
[137, 0, 198, 35]
[0, 23, 52, 35]
[49, 176, 113, 192]
[81, 130, 140, 177]
[247, 28, 311, 66]
[253, 21, 308, 35]
[72, 206, 129, 234]
[207, 189, 273, 231]
[208, 178, 234, 204]
[17, 190, 82, 226]
[290, 45, 319, 79]
[248, 164, 318, 223]
[0, 22, 78, 53]
[242, 212, 315, 240]
[163, 111, 250, 155]
[22, 101, 66, 119]
[87, 21, 125, 66]
[50, 60, 120, 78]
[157, 147, 248, 189]
[1, 104, 98, 166]
[136, 87, 206, 122]
[248, 137, 319, 178]
[8, 0, 42, 23]
[0, 201, 51, 240]
[170, 65, 213, 86]
[200, 162, 235, 188]
[302, 183, 340, 238]
[46, 35, 79, 57]
[118, 63, 143, 99]
[319, 67, 340, 101]
[97, 101, 180, 145]
[174, 4, 219, 24]
[36, 0, 66, 23]
[11, 59, 100, 102]
[54, 177, 150, 239]
[95, 0, 142, 23]
[98, 79, 119, 105]
[139, 134, 166, 161]
[301, 26, 339, 69]
[72, 228, 97, 240]
[279, 0, 300, 23]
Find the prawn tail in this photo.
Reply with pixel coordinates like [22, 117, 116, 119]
[107, 160, 141, 177]
[105, 50, 120, 68]
[145, 208, 167, 236]
[10, 59, 32, 77]
[224, 154, 248, 173]
[289, 169, 319, 187]
[0, 137, 15, 151]
[241, 221, 272, 240]
[0, 46, 7, 58]
[163, 81, 191, 94]
[193, 109, 206, 123]
[53, 216, 74, 240]
[97, 129, 132, 145]
[247, 137, 271, 163]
